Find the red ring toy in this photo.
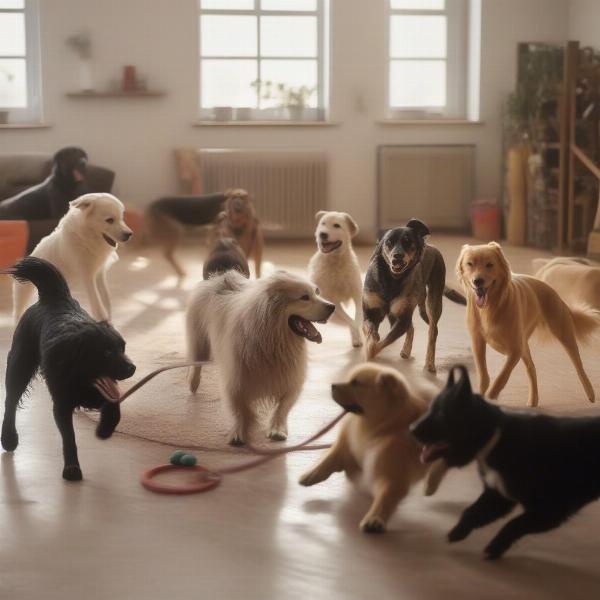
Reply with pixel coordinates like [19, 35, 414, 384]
[141, 464, 221, 495]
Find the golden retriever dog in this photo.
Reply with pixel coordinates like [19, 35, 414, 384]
[299, 363, 447, 533]
[457, 242, 599, 407]
[533, 257, 600, 311]
[186, 270, 335, 445]
[308, 211, 363, 348]
[13, 193, 132, 322]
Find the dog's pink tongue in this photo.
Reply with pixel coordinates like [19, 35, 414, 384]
[94, 377, 121, 403]
[475, 292, 486, 307]
[73, 169, 84, 182]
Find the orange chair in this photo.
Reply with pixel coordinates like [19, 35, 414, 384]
[0, 221, 28, 269]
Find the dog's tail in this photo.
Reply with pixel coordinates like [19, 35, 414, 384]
[3, 257, 71, 304]
[569, 304, 600, 343]
[443, 286, 467, 306]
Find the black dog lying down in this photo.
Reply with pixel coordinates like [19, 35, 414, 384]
[411, 366, 600, 559]
[1, 257, 136, 481]
[202, 237, 250, 279]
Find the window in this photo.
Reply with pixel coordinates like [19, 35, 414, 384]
[0, 0, 41, 123]
[388, 0, 474, 119]
[198, 0, 328, 121]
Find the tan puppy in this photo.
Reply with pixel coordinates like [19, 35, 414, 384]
[457, 242, 598, 407]
[308, 211, 363, 348]
[299, 363, 447, 533]
[533, 257, 600, 311]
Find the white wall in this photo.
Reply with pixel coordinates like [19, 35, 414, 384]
[569, 0, 600, 46]
[1, 0, 569, 237]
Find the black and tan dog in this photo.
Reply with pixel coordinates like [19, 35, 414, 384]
[144, 189, 263, 280]
[362, 219, 465, 372]
[202, 237, 250, 279]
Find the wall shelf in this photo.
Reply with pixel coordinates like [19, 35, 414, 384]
[65, 90, 166, 98]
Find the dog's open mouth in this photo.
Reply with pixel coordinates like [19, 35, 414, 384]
[474, 281, 494, 308]
[390, 259, 409, 276]
[102, 233, 117, 247]
[420, 442, 450, 464]
[289, 315, 324, 343]
[320, 240, 342, 254]
[73, 168, 85, 182]
[93, 376, 121, 403]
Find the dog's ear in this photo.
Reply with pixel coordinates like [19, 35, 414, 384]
[455, 244, 470, 282]
[488, 241, 511, 277]
[343, 213, 359, 238]
[406, 218, 430, 239]
[447, 365, 472, 396]
[377, 370, 408, 398]
[315, 210, 327, 222]
[71, 196, 93, 212]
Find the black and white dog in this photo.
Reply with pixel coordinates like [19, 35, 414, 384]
[0, 146, 89, 220]
[1, 257, 136, 481]
[411, 365, 600, 559]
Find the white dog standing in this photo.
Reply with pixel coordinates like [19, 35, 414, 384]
[13, 193, 132, 322]
[186, 270, 335, 446]
[308, 211, 363, 347]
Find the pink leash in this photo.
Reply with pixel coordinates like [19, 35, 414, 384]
[93, 361, 344, 494]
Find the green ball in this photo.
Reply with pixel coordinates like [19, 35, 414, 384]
[180, 454, 197, 467]
[170, 450, 186, 465]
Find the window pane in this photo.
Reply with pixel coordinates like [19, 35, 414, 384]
[391, 0, 444, 9]
[390, 15, 445, 58]
[201, 59, 257, 107]
[0, 58, 27, 108]
[201, 15, 257, 57]
[0, 13, 25, 56]
[262, 0, 317, 10]
[0, 1, 24, 8]
[259, 59, 317, 108]
[200, 0, 254, 8]
[390, 60, 445, 107]
[260, 16, 316, 57]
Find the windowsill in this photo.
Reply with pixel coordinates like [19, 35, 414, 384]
[377, 119, 484, 126]
[0, 122, 51, 129]
[193, 120, 340, 127]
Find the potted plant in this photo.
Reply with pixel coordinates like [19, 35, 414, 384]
[66, 32, 93, 92]
[252, 80, 316, 120]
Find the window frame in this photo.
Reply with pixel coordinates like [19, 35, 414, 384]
[0, 0, 42, 123]
[198, 0, 328, 122]
[387, 0, 468, 120]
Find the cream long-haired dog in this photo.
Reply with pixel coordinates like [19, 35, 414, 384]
[300, 363, 447, 533]
[13, 193, 132, 323]
[533, 257, 600, 311]
[457, 242, 599, 407]
[186, 270, 335, 445]
[308, 211, 363, 348]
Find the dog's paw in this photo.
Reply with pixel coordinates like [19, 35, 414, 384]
[352, 340, 363, 348]
[62, 465, 83, 482]
[298, 470, 319, 487]
[267, 429, 287, 442]
[95, 422, 115, 440]
[400, 350, 411, 360]
[425, 362, 437, 374]
[1, 427, 18, 452]
[483, 537, 510, 560]
[360, 516, 386, 534]
[447, 523, 471, 543]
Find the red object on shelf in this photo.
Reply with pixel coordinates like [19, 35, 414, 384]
[122, 65, 138, 92]
[471, 201, 501, 241]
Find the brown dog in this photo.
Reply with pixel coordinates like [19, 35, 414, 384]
[213, 189, 264, 278]
[299, 363, 447, 533]
[457, 242, 598, 407]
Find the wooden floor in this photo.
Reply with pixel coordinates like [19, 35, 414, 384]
[1, 236, 599, 600]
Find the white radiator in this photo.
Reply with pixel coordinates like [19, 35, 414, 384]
[377, 145, 475, 232]
[199, 149, 328, 238]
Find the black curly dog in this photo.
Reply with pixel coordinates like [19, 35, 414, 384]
[1, 257, 136, 481]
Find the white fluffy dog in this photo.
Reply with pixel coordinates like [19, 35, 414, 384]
[308, 211, 363, 347]
[13, 193, 132, 323]
[186, 270, 335, 446]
